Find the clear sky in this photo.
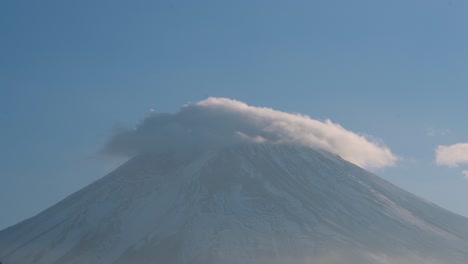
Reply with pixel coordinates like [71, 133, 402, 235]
[1, 0, 468, 230]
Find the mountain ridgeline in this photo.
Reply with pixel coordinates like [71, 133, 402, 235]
[1, 144, 468, 263]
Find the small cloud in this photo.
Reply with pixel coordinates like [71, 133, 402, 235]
[426, 127, 451, 137]
[103, 97, 398, 170]
[462, 170, 468, 179]
[435, 143, 468, 167]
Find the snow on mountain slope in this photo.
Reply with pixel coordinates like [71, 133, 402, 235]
[1, 144, 468, 264]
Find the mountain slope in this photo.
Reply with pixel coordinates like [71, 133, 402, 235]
[1, 144, 468, 264]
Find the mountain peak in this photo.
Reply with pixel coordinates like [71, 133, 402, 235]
[1, 143, 468, 264]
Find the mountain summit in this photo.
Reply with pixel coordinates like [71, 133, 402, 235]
[1, 144, 468, 263]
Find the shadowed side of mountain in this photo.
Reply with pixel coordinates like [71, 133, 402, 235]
[1, 144, 468, 264]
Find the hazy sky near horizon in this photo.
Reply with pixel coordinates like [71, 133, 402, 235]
[1, 0, 468, 230]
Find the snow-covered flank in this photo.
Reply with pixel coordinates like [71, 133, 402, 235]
[1, 144, 468, 264]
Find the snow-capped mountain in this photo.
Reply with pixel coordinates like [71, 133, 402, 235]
[1, 144, 468, 263]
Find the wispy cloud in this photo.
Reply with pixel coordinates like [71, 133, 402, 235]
[435, 143, 468, 167]
[426, 127, 451, 137]
[462, 170, 468, 179]
[103, 97, 398, 169]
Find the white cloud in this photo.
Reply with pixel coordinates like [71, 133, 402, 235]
[462, 170, 468, 179]
[426, 127, 451, 137]
[435, 143, 468, 167]
[104, 97, 398, 169]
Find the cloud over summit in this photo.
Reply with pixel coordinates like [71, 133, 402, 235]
[104, 98, 397, 169]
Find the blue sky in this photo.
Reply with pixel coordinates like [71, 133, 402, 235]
[1, 0, 468, 230]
